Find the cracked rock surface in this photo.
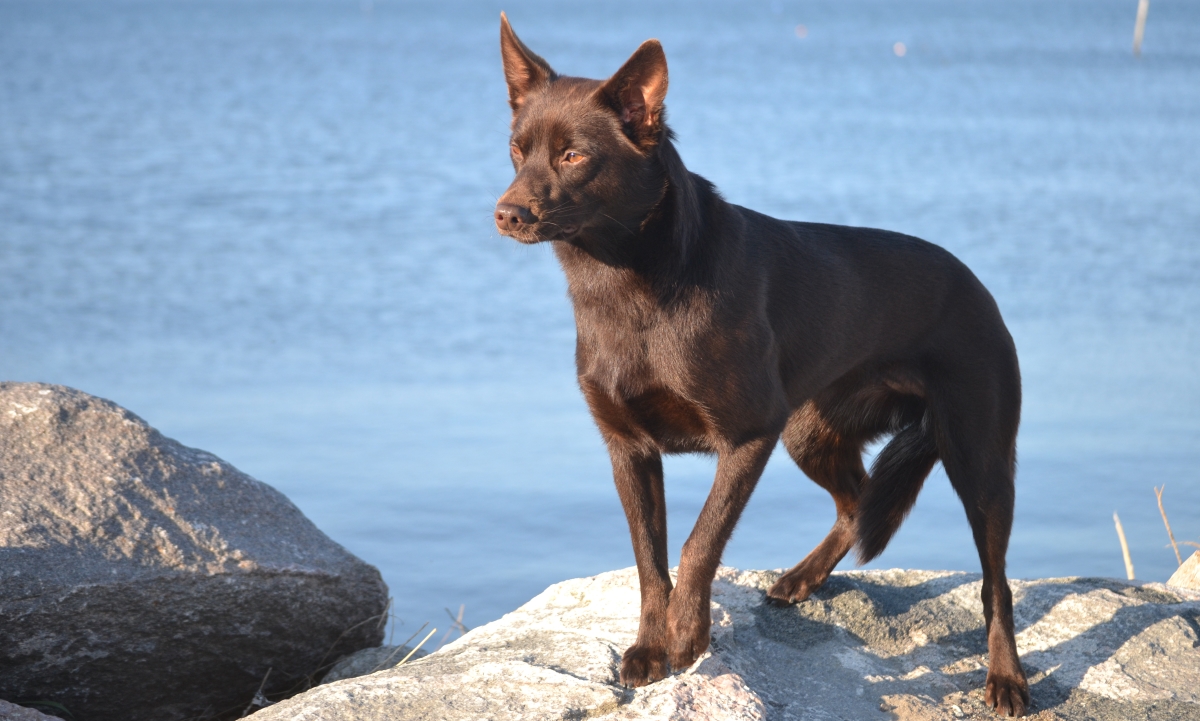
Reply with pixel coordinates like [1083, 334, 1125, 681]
[0, 383, 388, 721]
[252, 567, 1200, 721]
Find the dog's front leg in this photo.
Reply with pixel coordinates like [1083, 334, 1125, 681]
[669, 435, 776, 671]
[609, 444, 673, 687]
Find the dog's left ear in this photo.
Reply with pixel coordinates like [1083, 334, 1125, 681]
[597, 40, 669, 149]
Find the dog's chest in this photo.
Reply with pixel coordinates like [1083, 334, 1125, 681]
[580, 376, 713, 453]
[572, 294, 716, 452]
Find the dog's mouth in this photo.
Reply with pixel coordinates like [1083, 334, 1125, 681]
[548, 223, 579, 241]
[503, 222, 579, 244]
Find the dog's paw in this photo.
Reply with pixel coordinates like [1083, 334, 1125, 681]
[619, 643, 669, 687]
[666, 599, 711, 671]
[765, 566, 826, 605]
[984, 672, 1030, 717]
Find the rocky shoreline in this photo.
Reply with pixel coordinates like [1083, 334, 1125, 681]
[247, 567, 1200, 721]
[2, 383, 1198, 721]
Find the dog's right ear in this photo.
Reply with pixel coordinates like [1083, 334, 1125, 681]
[500, 13, 556, 114]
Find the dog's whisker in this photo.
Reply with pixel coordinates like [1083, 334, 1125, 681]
[600, 213, 635, 236]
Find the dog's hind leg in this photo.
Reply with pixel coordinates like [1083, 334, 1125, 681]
[766, 404, 867, 604]
[932, 379, 1028, 717]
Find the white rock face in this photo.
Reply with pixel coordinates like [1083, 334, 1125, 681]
[0, 383, 388, 721]
[1169, 550, 1200, 591]
[250, 567, 1200, 721]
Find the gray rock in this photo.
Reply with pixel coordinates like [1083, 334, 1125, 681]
[0, 383, 388, 721]
[246, 566, 1200, 721]
[0, 700, 64, 721]
[322, 644, 429, 683]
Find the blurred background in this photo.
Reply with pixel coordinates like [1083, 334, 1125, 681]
[2, 0, 1198, 638]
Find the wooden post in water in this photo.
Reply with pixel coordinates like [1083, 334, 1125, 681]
[1133, 0, 1150, 57]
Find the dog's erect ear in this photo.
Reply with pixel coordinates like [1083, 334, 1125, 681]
[500, 13, 555, 114]
[597, 40, 669, 148]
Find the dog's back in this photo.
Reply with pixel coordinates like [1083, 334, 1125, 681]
[640, 191, 1021, 564]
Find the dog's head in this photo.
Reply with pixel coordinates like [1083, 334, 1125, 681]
[494, 13, 671, 245]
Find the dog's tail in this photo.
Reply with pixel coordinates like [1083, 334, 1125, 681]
[854, 411, 940, 564]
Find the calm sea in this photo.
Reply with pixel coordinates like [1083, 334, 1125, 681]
[3, 0, 1198, 636]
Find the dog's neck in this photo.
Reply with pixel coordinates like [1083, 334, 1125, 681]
[555, 134, 711, 291]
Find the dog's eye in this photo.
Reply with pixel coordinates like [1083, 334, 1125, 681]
[563, 151, 585, 165]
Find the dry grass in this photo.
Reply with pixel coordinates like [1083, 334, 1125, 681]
[1155, 485, 1200, 565]
[1113, 511, 1135, 580]
[215, 601, 398, 720]
[1114, 486, 1199, 585]
[1155, 485, 1183, 566]
[228, 598, 470, 718]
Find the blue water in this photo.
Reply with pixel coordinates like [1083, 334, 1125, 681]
[2, 0, 1199, 637]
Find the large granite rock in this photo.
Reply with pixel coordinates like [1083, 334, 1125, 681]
[0, 383, 388, 721]
[249, 566, 1200, 721]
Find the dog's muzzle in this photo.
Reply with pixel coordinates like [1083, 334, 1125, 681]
[494, 202, 537, 234]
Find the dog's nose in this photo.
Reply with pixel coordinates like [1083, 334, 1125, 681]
[495, 202, 536, 233]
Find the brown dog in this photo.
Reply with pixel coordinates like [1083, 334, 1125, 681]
[494, 14, 1029, 716]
